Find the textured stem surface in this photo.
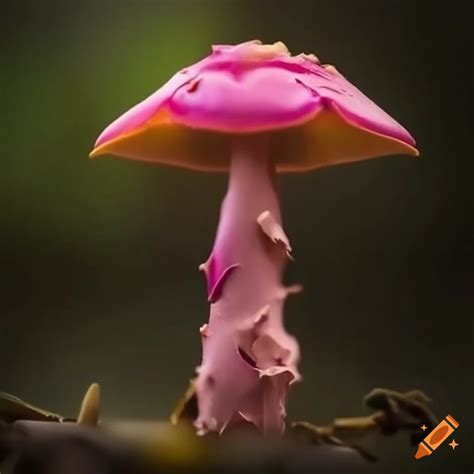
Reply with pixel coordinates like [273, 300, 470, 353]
[196, 135, 300, 435]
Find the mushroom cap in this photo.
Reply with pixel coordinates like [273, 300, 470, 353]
[90, 40, 418, 172]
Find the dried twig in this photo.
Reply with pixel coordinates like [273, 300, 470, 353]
[291, 388, 438, 461]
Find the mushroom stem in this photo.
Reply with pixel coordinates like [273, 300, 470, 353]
[216, 136, 284, 292]
[227, 136, 280, 221]
[196, 135, 299, 435]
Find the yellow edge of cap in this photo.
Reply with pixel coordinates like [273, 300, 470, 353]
[89, 107, 419, 164]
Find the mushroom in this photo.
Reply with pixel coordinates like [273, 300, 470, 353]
[90, 40, 418, 436]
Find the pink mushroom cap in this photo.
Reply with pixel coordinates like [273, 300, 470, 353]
[90, 40, 418, 172]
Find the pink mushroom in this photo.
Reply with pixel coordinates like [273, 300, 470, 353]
[90, 40, 418, 436]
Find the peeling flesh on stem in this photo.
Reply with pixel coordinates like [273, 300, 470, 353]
[195, 135, 301, 435]
[257, 210, 293, 258]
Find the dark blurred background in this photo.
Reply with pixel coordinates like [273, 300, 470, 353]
[2, 0, 472, 472]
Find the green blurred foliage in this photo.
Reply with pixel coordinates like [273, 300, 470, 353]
[3, 1, 230, 250]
